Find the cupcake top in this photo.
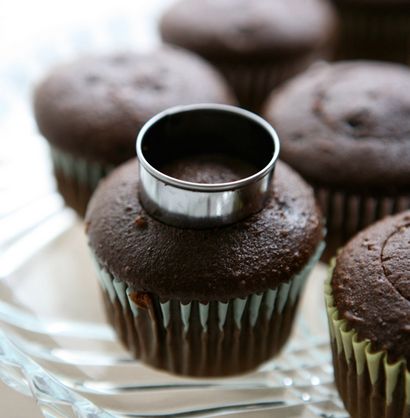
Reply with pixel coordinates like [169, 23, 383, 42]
[332, 210, 410, 364]
[264, 61, 410, 191]
[160, 0, 338, 59]
[86, 159, 323, 302]
[33, 46, 235, 165]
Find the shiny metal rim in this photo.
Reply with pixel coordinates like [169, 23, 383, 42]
[136, 103, 280, 192]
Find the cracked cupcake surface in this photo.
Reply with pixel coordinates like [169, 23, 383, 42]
[326, 210, 410, 418]
[86, 160, 323, 302]
[85, 159, 324, 376]
[332, 211, 410, 364]
[263, 61, 410, 259]
[264, 61, 410, 191]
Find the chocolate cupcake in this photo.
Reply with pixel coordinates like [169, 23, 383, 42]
[263, 61, 410, 260]
[86, 105, 324, 377]
[325, 211, 410, 418]
[331, 0, 410, 64]
[160, 0, 338, 112]
[33, 47, 235, 216]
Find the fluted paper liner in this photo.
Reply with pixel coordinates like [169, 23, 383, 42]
[94, 242, 324, 377]
[315, 186, 410, 260]
[336, 7, 410, 64]
[214, 49, 326, 112]
[325, 261, 410, 418]
[50, 146, 113, 216]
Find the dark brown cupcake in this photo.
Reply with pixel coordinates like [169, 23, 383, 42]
[263, 61, 410, 260]
[160, 0, 338, 112]
[331, 0, 410, 64]
[325, 210, 410, 418]
[86, 159, 324, 377]
[33, 46, 235, 216]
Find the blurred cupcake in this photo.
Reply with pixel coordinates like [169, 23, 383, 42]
[263, 61, 410, 260]
[325, 211, 410, 418]
[331, 0, 410, 64]
[86, 105, 324, 377]
[160, 0, 338, 112]
[33, 46, 235, 216]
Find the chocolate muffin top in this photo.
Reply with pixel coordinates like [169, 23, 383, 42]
[33, 46, 235, 165]
[332, 210, 410, 364]
[160, 0, 338, 59]
[264, 61, 410, 192]
[161, 154, 257, 184]
[86, 159, 323, 302]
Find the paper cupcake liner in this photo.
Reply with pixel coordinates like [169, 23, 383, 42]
[213, 50, 328, 113]
[315, 186, 410, 260]
[94, 241, 324, 377]
[335, 5, 410, 64]
[325, 262, 410, 418]
[50, 146, 113, 216]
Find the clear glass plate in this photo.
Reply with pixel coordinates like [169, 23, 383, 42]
[0, 200, 348, 418]
[0, 2, 348, 416]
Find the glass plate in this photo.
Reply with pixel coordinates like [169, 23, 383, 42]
[0, 2, 348, 416]
[0, 201, 348, 418]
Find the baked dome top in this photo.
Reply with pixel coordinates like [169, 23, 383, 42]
[332, 210, 410, 364]
[86, 159, 323, 302]
[264, 61, 410, 191]
[34, 46, 234, 165]
[160, 0, 337, 59]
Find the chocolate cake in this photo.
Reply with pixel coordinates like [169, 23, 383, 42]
[86, 159, 324, 376]
[161, 154, 257, 184]
[326, 210, 410, 418]
[263, 61, 410, 259]
[160, 0, 338, 111]
[33, 46, 235, 216]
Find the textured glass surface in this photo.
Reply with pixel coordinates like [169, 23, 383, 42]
[0, 209, 349, 417]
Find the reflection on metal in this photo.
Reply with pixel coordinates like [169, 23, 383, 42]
[136, 104, 280, 228]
